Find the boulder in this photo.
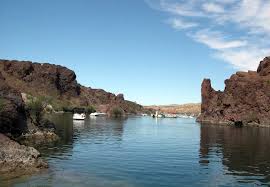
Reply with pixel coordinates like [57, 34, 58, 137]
[0, 133, 47, 177]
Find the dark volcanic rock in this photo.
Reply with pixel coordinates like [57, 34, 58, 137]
[116, 94, 124, 100]
[197, 57, 270, 126]
[0, 59, 143, 114]
[0, 133, 47, 176]
[0, 72, 27, 135]
[1, 60, 80, 97]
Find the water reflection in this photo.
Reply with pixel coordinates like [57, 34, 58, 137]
[49, 114, 126, 145]
[200, 124, 270, 185]
[5, 116, 270, 187]
[49, 113, 74, 144]
[45, 114, 127, 159]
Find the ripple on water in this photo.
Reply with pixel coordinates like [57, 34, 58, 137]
[3, 115, 270, 187]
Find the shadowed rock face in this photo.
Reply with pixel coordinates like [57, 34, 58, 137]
[0, 72, 27, 135]
[0, 59, 143, 114]
[197, 57, 270, 126]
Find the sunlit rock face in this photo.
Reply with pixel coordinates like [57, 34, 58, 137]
[197, 57, 270, 126]
[2, 60, 80, 97]
[0, 133, 48, 176]
[0, 59, 143, 114]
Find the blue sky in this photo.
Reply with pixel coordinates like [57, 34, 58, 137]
[0, 0, 269, 105]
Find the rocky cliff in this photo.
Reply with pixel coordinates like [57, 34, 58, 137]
[0, 59, 143, 114]
[0, 59, 144, 176]
[0, 72, 27, 135]
[197, 57, 270, 126]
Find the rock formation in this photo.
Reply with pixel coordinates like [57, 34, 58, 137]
[0, 59, 145, 178]
[2, 60, 80, 98]
[0, 72, 27, 135]
[0, 133, 47, 176]
[0, 59, 143, 114]
[0, 69, 58, 175]
[197, 57, 270, 126]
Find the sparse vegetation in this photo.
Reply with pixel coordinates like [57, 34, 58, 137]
[111, 107, 124, 118]
[85, 105, 96, 114]
[52, 101, 73, 112]
[25, 95, 52, 126]
[62, 106, 74, 113]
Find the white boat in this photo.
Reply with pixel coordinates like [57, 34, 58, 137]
[157, 114, 165, 118]
[90, 112, 107, 117]
[73, 113, 86, 120]
[152, 111, 165, 118]
[165, 114, 177, 118]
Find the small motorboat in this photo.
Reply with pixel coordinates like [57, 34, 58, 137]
[152, 111, 165, 118]
[90, 112, 107, 117]
[73, 113, 86, 120]
[165, 114, 177, 118]
[157, 114, 165, 118]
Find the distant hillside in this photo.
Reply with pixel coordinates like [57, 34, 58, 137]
[0, 59, 143, 114]
[145, 103, 201, 115]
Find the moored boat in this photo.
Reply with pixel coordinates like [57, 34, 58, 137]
[90, 112, 107, 117]
[73, 113, 86, 120]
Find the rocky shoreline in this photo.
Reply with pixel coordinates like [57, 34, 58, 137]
[0, 133, 48, 177]
[197, 57, 270, 127]
[0, 69, 58, 176]
[0, 59, 146, 178]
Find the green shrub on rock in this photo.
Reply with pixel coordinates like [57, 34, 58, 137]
[85, 105, 96, 114]
[25, 95, 52, 126]
[110, 107, 125, 118]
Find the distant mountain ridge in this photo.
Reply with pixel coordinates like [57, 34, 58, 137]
[0, 59, 143, 114]
[145, 103, 201, 115]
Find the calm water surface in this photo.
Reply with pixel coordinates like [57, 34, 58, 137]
[2, 114, 270, 187]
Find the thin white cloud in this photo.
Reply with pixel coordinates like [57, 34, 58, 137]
[214, 0, 237, 4]
[202, 3, 224, 13]
[216, 48, 270, 70]
[192, 30, 247, 50]
[146, 0, 270, 70]
[159, 0, 205, 17]
[167, 18, 198, 30]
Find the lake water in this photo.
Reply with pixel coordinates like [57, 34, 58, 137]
[2, 114, 270, 187]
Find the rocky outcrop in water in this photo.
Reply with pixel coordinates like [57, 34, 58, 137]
[0, 133, 47, 177]
[197, 57, 270, 126]
[0, 59, 143, 114]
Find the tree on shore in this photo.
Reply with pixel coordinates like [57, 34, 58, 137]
[85, 105, 96, 114]
[111, 107, 124, 118]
